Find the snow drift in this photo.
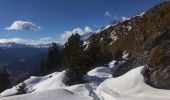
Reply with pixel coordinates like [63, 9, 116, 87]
[96, 66, 170, 100]
[85, 67, 112, 83]
[1, 89, 92, 100]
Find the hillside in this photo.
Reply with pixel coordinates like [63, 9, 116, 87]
[84, 1, 170, 88]
[1, 61, 170, 100]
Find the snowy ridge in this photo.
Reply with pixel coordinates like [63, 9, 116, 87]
[81, 32, 93, 41]
[96, 66, 170, 100]
[0, 38, 58, 48]
[0, 65, 114, 99]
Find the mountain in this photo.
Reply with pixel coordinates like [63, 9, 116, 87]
[0, 38, 57, 48]
[83, 1, 170, 88]
[0, 40, 63, 85]
[0, 46, 48, 84]
[0, 37, 58, 65]
[1, 1, 170, 100]
[4, 52, 47, 84]
[0, 46, 48, 65]
[0, 40, 53, 84]
[0, 43, 49, 49]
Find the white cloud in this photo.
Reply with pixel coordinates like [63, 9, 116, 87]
[105, 11, 111, 17]
[84, 26, 93, 32]
[60, 26, 93, 43]
[39, 37, 53, 41]
[6, 20, 41, 31]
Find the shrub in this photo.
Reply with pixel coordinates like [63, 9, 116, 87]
[17, 82, 27, 95]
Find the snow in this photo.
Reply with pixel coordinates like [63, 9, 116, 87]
[0, 71, 94, 100]
[81, 32, 93, 41]
[100, 37, 103, 41]
[122, 51, 129, 60]
[102, 25, 113, 30]
[108, 60, 117, 69]
[1, 89, 93, 100]
[126, 26, 132, 31]
[85, 67, 112, 83]
[96, 66, 170, 100]
[108, 31, 118, 45]
[110, 31, 117, 41]
[83, 40, 90, 50]
[0, 87, 18, 97]
[137, 12, 145, 17]
[1, 67, 109, 100]
[83, 40, 90, 46]
[0, 38, 57, 48]
[1, 65, 114, 99]
[2, 62, 170, 100]
[95, 16, 131, 35]
[0, 71, 67, 96]
[108, 60, 126, 76]
[95, 25, 114, 34]
[67, 84, 91, 96]
[32, 71, 67, 92]
[120, 17, 130, 22]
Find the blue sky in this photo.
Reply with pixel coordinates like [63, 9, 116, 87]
[0, 0, 163, 42]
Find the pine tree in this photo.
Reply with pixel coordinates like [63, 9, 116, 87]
[40, 59, 49, 74]
[39, 42, 61, 74]
[85, 37, 106, 67]
[84, 34, 113, 67]
[0, 68, 11, 92]
[47, 42, 61, 67]
[61, 33, 90, 85]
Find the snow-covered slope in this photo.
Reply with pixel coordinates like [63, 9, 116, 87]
[96, 66, 170, 100]
[85, 67, 112, 83]
[0, 71, 95, 100]
[0, 65, 112, 100]
[0, 71, 67, 96]
[1, 89, 92, 100]
[1, 63, 170, 100]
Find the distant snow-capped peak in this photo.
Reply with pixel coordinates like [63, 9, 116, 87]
[0, 38, 57, 48]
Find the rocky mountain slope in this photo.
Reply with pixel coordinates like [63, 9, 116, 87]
[84, 1, 170, 88]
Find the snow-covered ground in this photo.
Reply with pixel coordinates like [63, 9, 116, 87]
[96, 66, 170, 100]
[0, 71, 67, 96]
[85, 67, 112, 83]
[1, 61, 170, 100]
[0, 65, 112, 100]
[0, 70, 94, 100]
[1, 89, 92, 100]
